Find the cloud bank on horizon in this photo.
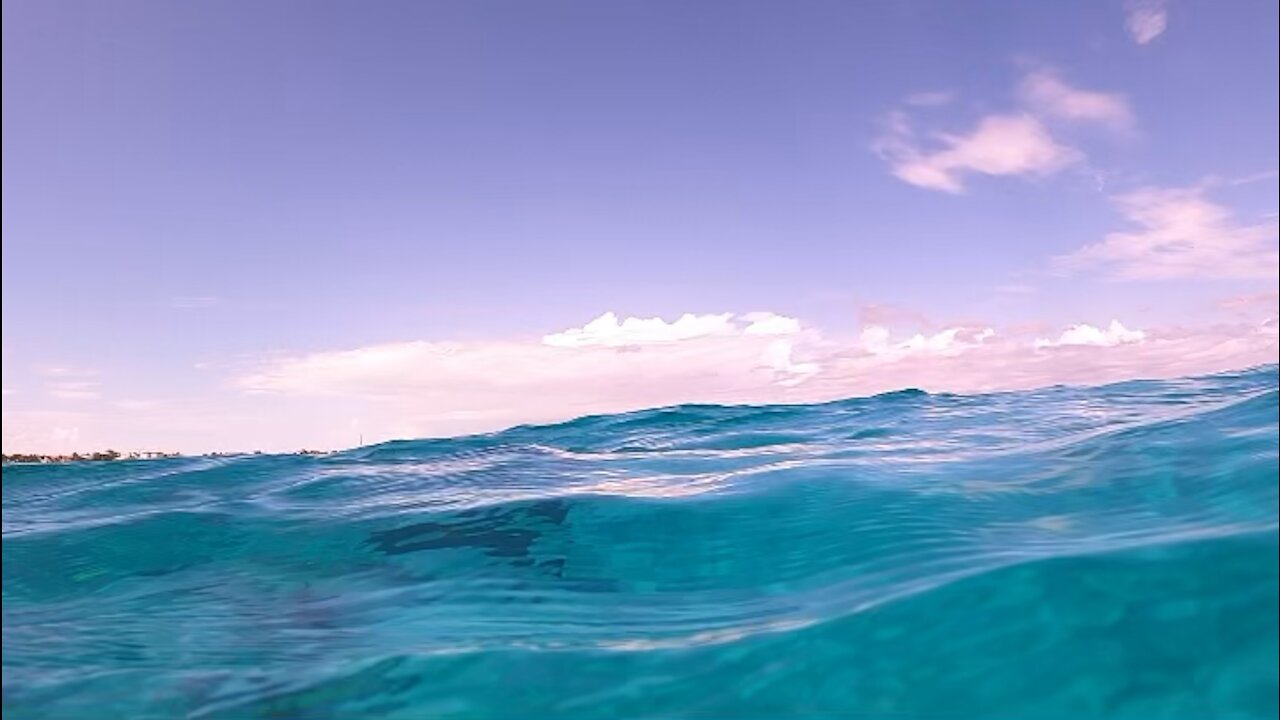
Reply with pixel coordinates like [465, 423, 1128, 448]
[5, 308, 1275, 454]
[2, 0, 1277, 454]
[237, 309, 1274, 423]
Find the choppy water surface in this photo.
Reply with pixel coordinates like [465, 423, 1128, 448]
[3, 367, 1278, 718]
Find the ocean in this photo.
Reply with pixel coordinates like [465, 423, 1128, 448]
[3, 366, 1277, 719]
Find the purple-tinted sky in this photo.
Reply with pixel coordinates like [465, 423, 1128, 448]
[3, 0, 1277, 453]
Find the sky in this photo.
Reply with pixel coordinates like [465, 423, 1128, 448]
[3, 0, 1277, 454]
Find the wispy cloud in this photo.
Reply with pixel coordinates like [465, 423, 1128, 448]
[1220, 291, 1280, 313]
[1, 410, 89, 453]
[246, 310, 817, 397]
[1220, 291, 1279, 332]
[36, 365, 101, 401]
[875, 69, 1132, 193]
[1225, 170, 1279, 186]
[114, 399, 168, 411]
[857, 303, 934, 329]
[47, 381, 101, 401]
[875, 113, 1078, 194]
[1058, 185, 1280, 280]
[1125, 0, 1169, 44]
[38, 365, 99, 378]
[1018, 69, 1134, 132]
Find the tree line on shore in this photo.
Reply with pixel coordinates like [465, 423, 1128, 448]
[2, 449, 328, 464]
[2, 450, 179, 464]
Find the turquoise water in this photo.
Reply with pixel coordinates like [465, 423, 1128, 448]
[3, 367, 1278, 719]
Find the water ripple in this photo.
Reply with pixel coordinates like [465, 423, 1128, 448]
[3, 366, 1277, 719]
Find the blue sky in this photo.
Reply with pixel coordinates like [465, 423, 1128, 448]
[3, 0, 1277, 453]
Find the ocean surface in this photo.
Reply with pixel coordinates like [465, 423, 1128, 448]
[3, 366, 1278, 719]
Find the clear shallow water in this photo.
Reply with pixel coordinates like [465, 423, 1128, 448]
[3, 367, 1278, 719]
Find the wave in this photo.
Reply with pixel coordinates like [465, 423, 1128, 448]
[3, 366, 1277, 718]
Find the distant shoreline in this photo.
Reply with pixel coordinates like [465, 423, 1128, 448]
[2, 449, 328, 465]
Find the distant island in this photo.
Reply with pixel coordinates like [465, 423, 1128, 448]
[2, 449, 328, 465]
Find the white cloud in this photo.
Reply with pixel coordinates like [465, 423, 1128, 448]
[1018, 70, 1134, 131]
[241, 312, 818, 436]
[800, 320, 1275, 407]
[1059, 185, 1280, 280]
[1125, 0, 1168, 44]
[238, 314, 1265, 447]
[742, 312, 803, 335]
[1035, 320, 1146, 348]
[860, 325, 996, 357]
[900, 328, 962, 353]
[542, 311, 803, 347]
[878, 113, 1079, 194]
[903, 90, 955, 107]
[761, 339, 821, 386]
[858, 326, 893, 354]
[2, 388, 14, 396]
[542, 311, 737, 347]
[876, 69, 1134, 193]
[1226, 170, 1279, 187]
